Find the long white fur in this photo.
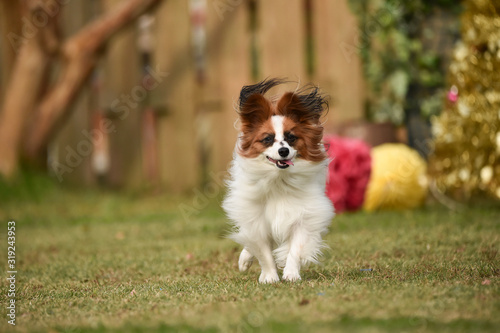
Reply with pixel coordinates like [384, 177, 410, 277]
[222, 116, 334, 283]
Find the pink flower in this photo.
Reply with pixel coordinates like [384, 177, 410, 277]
[324, 136, 372, 213]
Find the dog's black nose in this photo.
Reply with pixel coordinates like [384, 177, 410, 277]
[278, 147, 289, 157]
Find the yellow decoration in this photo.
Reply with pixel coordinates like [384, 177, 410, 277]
[364, 144, 428, 211]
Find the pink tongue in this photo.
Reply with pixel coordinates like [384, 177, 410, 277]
[268, 157, 294, 166]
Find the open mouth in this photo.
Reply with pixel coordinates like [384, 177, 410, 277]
[266, 156, 294, 169]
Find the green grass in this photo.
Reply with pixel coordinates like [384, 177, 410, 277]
[0, 173, 499, 332]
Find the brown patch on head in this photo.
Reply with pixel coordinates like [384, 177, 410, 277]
[279, 93, 326, 162]
[238, 94, 275, 158]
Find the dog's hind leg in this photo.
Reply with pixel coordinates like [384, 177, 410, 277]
[238, 248, 254, 272]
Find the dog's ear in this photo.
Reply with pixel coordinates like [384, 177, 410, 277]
[277, 87, 328, 124]
[237, 93, 273, 157]
[297, 85, 329, 120]
[238, 94, 272, 130]
[239, 77, 286, 109]
[277, 86, 328, 124]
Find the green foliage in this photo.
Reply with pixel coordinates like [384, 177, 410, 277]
[0, 189, 498, 332]
[347, 0, 462, 124]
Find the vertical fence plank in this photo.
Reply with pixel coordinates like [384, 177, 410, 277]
[0, 1, 22, 105]
[257, 0, 306, 80]
[312, 0, 365, 132]
[101, 0, 143, 188]
[49, 0, 93, 185]
[204, 0, 251, 176]
[154, 0, 199, 192]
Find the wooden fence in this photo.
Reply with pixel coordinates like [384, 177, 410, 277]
[2, 0, 366, 191]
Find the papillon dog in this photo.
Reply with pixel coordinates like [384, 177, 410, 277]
[222, 78, 335, 283]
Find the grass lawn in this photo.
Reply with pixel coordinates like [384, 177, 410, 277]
[0, 174, 499, 332]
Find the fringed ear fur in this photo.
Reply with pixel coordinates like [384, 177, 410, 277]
[277, 86, 328, 124]
[238, 78, 328, 126]
[238, 77, 287, 109]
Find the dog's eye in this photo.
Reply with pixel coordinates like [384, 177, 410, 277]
[261, 135, 274, 146]
[285, 132, 297, 144]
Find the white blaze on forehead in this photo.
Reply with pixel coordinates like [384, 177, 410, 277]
[271, 115, 285, 141]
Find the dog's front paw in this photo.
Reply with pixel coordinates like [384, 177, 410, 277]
[282, 268, 301, 282]
[259, 270, 280, 284]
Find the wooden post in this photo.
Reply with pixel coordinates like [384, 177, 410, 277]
[0, 1, 22, 105]
[0, 1, 55, 178]
[49, 0, 93, 185]
[257, 0, 306, 81]
[153, 0, 199, 192]
[312, 0, 365, 132]
[204, 0, 251, 176]
[101, 0, 143, 188]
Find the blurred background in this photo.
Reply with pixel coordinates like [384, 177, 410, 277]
[0, 0, 499, 207]
[1, 2, 499, 330]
